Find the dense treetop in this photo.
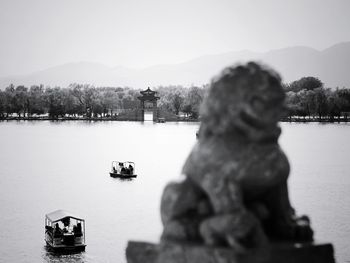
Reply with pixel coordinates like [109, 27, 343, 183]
[0, 84, 206, 119]
[283, 77, 350, 119]
[0, 77, 349, 120]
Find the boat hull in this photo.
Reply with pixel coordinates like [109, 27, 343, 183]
[46, 241, 86, 252]
[110, 172, 137, 178]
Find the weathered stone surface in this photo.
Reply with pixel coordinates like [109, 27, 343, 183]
[126, 241, 335, 263]
[126, 241, 159, 263]
[160, 62, 313, 255]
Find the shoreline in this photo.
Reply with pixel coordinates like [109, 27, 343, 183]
[0, 117, 349, 123]
[0, 117, 199, 122]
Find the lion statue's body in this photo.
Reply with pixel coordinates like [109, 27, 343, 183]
[160, 62, 313, 255]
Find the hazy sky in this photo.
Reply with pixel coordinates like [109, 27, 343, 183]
[0, 0, 349, 77]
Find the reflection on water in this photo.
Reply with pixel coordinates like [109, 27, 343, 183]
[110, 177, 135, 182]
[144, 112, 153, 121]
[0, 121, 349, 263]
[42, 247, 86, 263]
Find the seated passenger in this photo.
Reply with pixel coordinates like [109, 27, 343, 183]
[119, 163, 125, 173]
[62, 218, 71, 233]
[74, 223, 83, 237]
[128, 165, 134, 175]
[54, 223, 63, 237]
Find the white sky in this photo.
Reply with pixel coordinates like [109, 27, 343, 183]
[0, 0, 349, 76]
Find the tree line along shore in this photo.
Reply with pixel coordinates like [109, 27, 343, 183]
[0, 76, 350, 122]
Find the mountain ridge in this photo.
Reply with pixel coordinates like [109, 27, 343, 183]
[1, 42, 350, 89]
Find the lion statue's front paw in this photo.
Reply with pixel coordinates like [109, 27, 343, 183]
[199, 212, 268, 253]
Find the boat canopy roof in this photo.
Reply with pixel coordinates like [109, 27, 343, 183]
[45, 209, 85, 223]
[112, 161, 135, 168]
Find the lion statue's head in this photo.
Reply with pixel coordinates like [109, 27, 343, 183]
[199, 62, 286, 142]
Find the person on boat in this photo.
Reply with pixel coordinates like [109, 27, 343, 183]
[74, 222, 83, 237]
[113, 166, 117, 173]
[128, 164, 134, 175]
[54, 223, 63, 237]
[54, 223, 61, 231]
[119, 163, 125, 174]
[62, 218, 72, 233]
[119, 163, 128, 174]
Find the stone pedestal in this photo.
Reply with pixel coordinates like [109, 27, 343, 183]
[126, 241, 335, 263]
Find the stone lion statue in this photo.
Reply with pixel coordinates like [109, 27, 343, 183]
[160, 62, 313, 255]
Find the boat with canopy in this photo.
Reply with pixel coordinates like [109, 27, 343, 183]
[45, 210, 86, 252]
[110, 161, 137, 178]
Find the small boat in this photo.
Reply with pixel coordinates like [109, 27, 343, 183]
[45, 210, 86, 252]
[110, 161, 137, 178]
[157, 118, 166, 123]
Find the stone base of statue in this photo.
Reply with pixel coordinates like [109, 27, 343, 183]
[126, 241, 335, 263]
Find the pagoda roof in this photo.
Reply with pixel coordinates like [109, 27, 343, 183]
[138, 87, 159, 100]
[140, 87, 156, 95]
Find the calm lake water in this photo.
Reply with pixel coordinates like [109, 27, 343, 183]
[0, 121, 349, 263]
